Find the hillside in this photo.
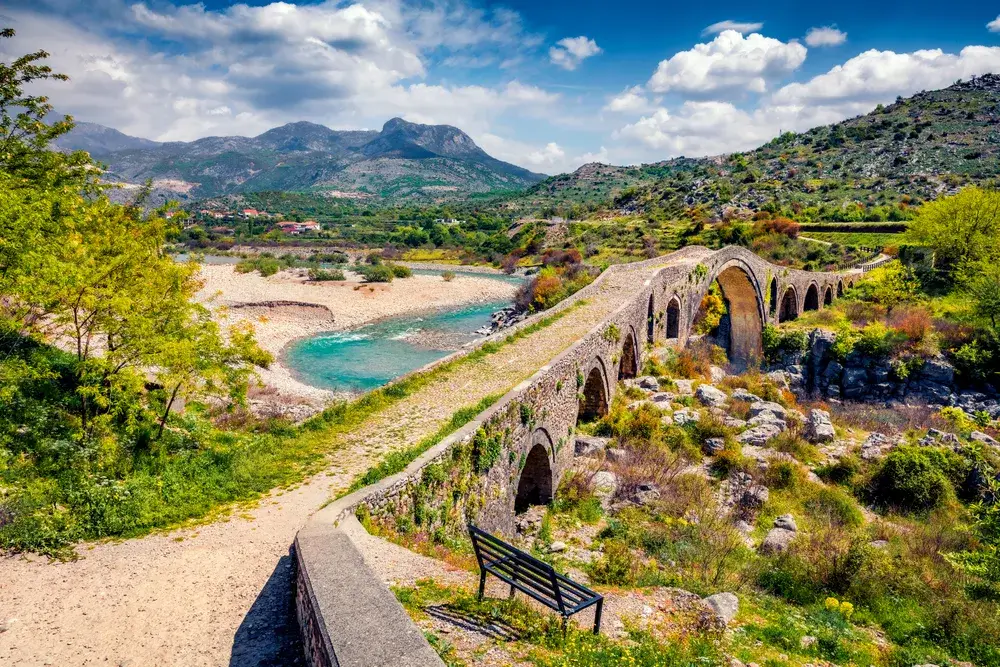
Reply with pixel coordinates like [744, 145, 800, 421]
[53, 118, 546, 203]
[509, 75, 1000, 221]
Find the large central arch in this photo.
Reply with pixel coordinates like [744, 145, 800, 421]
[713, 263, 764, 367]
[578, 360, 609, 423]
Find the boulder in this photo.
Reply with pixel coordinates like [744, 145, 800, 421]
[760, 527, 796, 555]
[637, 376, 660, 391]
[592, 471, 618, 507]
[748, 411, 787, 432]
[860, 432, 896, 460]
[548, 541, 567, 553]
[674, 379, 695, 395]
[696, 384, 728, 407]
[634, 482, 660, 505]
[650, 392, 676, 405]
[766, 371, 790, 389]
[702, 592, 739, 626]
[773, 514, 797, 532]
[972, 430, 999, 447]
[749, 402, 787, 420]
[805, 409, 835, 443]
[724, 417, 748, 429]
[575, 435, 609, 457]
[731, 388, 762, 403]
[703, 437, 726, 455]
[606, 448, 630, 464]
[921, 357, 955, 385]
[710, 366, 727, 383]
[738, 484, 770, 512]
[737, 424, 783, 446]
[673, 408, 701, 425]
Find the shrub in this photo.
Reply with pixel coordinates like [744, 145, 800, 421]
[868, 446, 958, 513]
[387, 263, 412, 278]
[308, 268, 345, 281]
[762, 324, 808, 363]
[806, 487, 864, 527]
[441, 271, 456, 282]
[589, 539, 637, 586]
[357, 264, 395, 283]
[816, 455, 861, 486]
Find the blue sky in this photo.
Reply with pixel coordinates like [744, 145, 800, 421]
[3, 0, 1000, 174]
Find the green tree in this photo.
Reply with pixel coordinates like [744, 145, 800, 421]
[962, 261, 1000, 333]
[851, 260, 920, 315]
[907, 187, 1000, 273]
[0, 28, 92, 186]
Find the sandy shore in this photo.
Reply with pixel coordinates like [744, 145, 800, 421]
[196, 265, 519, 411]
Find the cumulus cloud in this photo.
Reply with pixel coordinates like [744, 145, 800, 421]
[603, 86, 657, 113]
[549, 36, 602, 70]
[477, 133, 605, 173]
[804, 26, 847, 47]
[772, 46, 1000, 107]
[0, 0, 562, 147]
[989, 15, 1000, 32]
[702, 20, 764, 36]
[648, 30, 807, 95]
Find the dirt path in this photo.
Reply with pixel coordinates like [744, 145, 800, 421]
[0, 260, 675, 667]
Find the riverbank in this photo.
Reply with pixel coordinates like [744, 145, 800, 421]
[195, 264, 519, 413]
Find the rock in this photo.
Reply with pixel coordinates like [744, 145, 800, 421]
[724, 417, 748, 429]
[674, 379, 695, 395]
[637, 376, 660, 391]
[805, 409, 835, 443]
[628, 399, 656, 411]
[869, 539, 890, 550]
[738, 424, 783, 446]
[673, 408, 701, 425]
[650, 392, 675, 405]
[696, 384, 728, 407]
[710, 366, 727, 383]
[575, 435, 609, 457]
[800, 636, 817, 649]
[549, 541, 567, 553]
[702, 592, 739, 626]
[634, 482, 660, 505]
[773, 514, 797, 532]
[860, 432, 900, 460]
[731, 388, 762, 403]
[748, 411, 787, 432]
[606, 448, 630, 464]
[922, 357, 955, 385]
[739, 484, 770, 511]
[749, 402, 787, 420]
[592, 471, 618, 507]
[760, 527, 796, 555]
[766, 371, 790, 389]
[971, 431, 999, 447]
[703, 437, 726, 455]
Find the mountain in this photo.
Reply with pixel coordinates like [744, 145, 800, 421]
[509, 75, 1000, 219]
[54, 118, 546, 202]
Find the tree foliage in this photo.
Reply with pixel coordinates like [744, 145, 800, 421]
[907, 187, 1000, 272]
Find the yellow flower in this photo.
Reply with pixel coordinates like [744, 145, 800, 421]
[824, 597, 840, 612]
[839, 601, 854, 618]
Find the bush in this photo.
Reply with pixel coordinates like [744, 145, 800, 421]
[387, 263, 412, 278]
[357, 264, 395, 283]
[868, 446, 958, 513]
[762, 324, 808, 363]
[441, 271, 456, 282]
[308, 268, 345, 281]
[588, 539, 637, 586]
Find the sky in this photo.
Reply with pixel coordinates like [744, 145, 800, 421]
[3, 0, 1000, 174]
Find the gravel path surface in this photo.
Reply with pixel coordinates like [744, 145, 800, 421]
[0, 259, 676, 667]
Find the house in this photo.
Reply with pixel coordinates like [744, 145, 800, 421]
[243, 208, 260, 217]
[278, 221, 302, 235]
[299, 220, 321, 232]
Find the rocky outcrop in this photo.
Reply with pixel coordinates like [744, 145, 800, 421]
[804, 409, 835, 443]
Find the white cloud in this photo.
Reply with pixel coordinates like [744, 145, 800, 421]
[988, 15, 1000, 32]
[477, 133, 607, 174]
[772, 46, 1000, 107]
[603, 86, 657, 113]
[702, 20, 764, 36]
[648, 30, 807, 95]
[549, 36, 602, 71]
[804, 26, 847, 47]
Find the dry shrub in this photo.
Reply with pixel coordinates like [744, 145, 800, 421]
[609, 438, 687, 503]
[827, 401, 937, 434]
[753, 216, 801, 239]
[719, 369, 791, 405]
[842, 299, 882, 326]
[933, 317, 975, 350]
[668, 339, 723, 379]
[889, 305, 933, 342]
[728, 399, 752, 421]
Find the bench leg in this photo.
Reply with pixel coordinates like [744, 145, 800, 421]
[561, 615, 568, 638]
[509, 583, 516, 600]
[478, 570, 487, 601]
[593, 599, 603, 635]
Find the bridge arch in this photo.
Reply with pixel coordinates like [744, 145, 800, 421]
[646, 294, 655, 344]
[804, 283, 820, 311]
[837, 279, 844, 297]
[665, 295, 681, 340]
[618, 326, 639, 379]
[778, 286, 798, 323]
[514, 428, 554, 513]
[768, 277, 778, 320]
[578, 357, 610, 423]
[824, 285, 833, 306]
[709, 260, 765, 366]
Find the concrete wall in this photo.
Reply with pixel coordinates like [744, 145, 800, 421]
[293, 246, 869, 667]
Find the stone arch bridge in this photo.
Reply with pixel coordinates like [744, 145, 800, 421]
[295, 245, 870, 666]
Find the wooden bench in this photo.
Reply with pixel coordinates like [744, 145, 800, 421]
[468, 523, 604, 634]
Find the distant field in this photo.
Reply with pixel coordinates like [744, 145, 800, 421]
[804, 232, 906, 248]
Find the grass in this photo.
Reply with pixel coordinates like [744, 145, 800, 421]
[804, 231, 906, 248]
